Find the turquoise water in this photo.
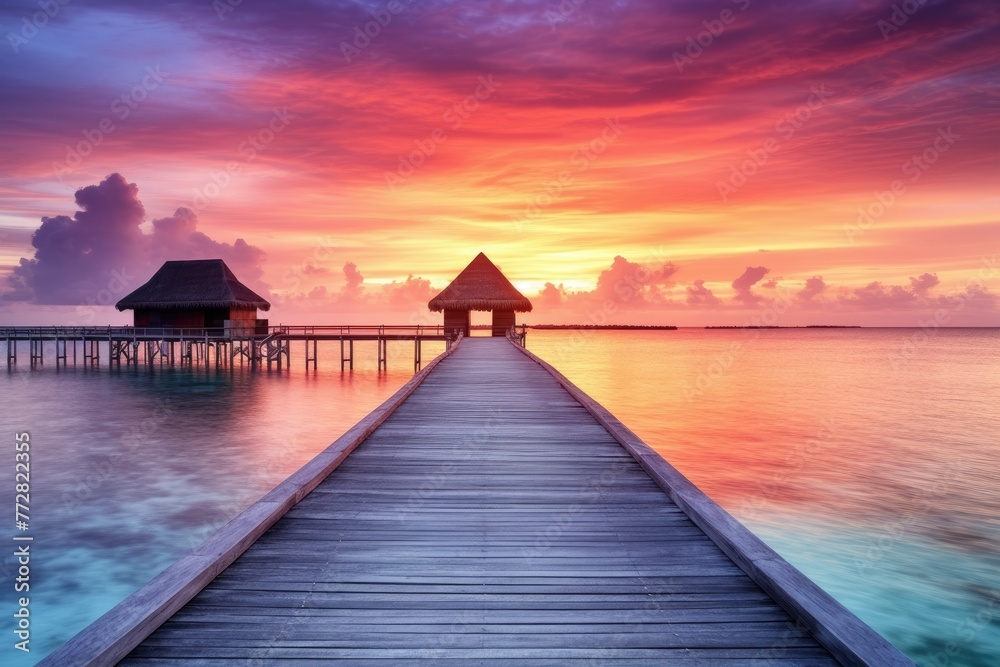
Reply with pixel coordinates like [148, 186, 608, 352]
[0, 340, 439, 665]
[527, 328, 1000, 667]
[1, 330, 998, 665]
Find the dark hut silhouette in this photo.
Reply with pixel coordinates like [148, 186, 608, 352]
[116, 259, 269, 335]
[428, 252, 532, 337]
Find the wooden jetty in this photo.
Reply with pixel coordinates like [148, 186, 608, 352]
[0, 324, 490, 371]
[41, 336, 913, 666]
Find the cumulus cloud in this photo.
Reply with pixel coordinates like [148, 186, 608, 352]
[537, 282, 568, 308]
[341, 262, 364, 299]
[731, 266, 770, 305]
[959, 283, 999, 309]
[287, 262, 437, 315]
[593, 255, 680, 306]
[797, 276, 828, 305]
[909, 272, 940, 295]
[383, 275, 436, 307]
[842, 281, 917, 309]
[149, 207, 267, 294]
[7, 174, 146, 304]
[527, 256, 682, 314]
[838, 275, 997, 312]
[686, 279, 722, 306]
[4, 173, 268, 304]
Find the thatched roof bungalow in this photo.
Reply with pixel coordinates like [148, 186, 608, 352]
[428, 252, 532, 337]
[116, 259, 269, 334]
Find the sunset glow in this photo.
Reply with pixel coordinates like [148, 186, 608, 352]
[1, 0, 998, 325]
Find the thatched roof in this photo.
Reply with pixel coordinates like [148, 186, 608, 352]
[428, 253, 532, 313]
[116, 259, 270, 312]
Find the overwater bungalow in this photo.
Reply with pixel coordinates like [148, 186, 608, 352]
[428, 252, 533, 337]
[116, 259, 269, 335]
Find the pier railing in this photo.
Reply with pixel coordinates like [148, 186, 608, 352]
[3, 325, 454, 370]
[506, 324, 528, 346]
[0, 324, 449, 340]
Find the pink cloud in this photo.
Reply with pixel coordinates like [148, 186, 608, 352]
[686, 279, 722, 307]
[731, 266, 770, 305]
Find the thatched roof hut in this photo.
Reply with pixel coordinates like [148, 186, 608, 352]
[117, 259, 269, 312]
[116, 259, 269, 333]
[428, 253, 531, 337]
[428, 252, 532, 313]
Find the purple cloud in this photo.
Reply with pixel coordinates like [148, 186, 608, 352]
[5, 173, 268, 304]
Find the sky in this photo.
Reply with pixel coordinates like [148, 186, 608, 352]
[1, 0, 998, 326]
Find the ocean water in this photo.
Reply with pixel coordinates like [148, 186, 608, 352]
[0, 339, 442, 665]
[1, 330, 998, 665]
[527, 328, 1000, 667]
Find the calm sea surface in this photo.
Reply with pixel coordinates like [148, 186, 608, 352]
[1, 330, 998, 665]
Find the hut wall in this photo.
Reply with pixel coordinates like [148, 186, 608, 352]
[204, 308, 231, 329]
[134, 309, 152, 328]
[134, 309, 207, 330]
[224, 307, 258, 336]
[491, 310, 515, 337]
[444, 309, 470, 338]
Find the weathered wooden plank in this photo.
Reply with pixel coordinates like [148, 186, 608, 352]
[120, 645, 838, 663]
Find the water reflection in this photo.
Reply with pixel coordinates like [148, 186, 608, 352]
[0, 339, 437, 665]
[528, 328, 1000, 667]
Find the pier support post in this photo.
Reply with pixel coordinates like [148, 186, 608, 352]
[378, 337, 387, 371]
[340, 338, 354, 371]
[305, 339, 317, 370]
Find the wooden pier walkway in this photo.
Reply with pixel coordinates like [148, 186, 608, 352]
[44, 337, 913, 666]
